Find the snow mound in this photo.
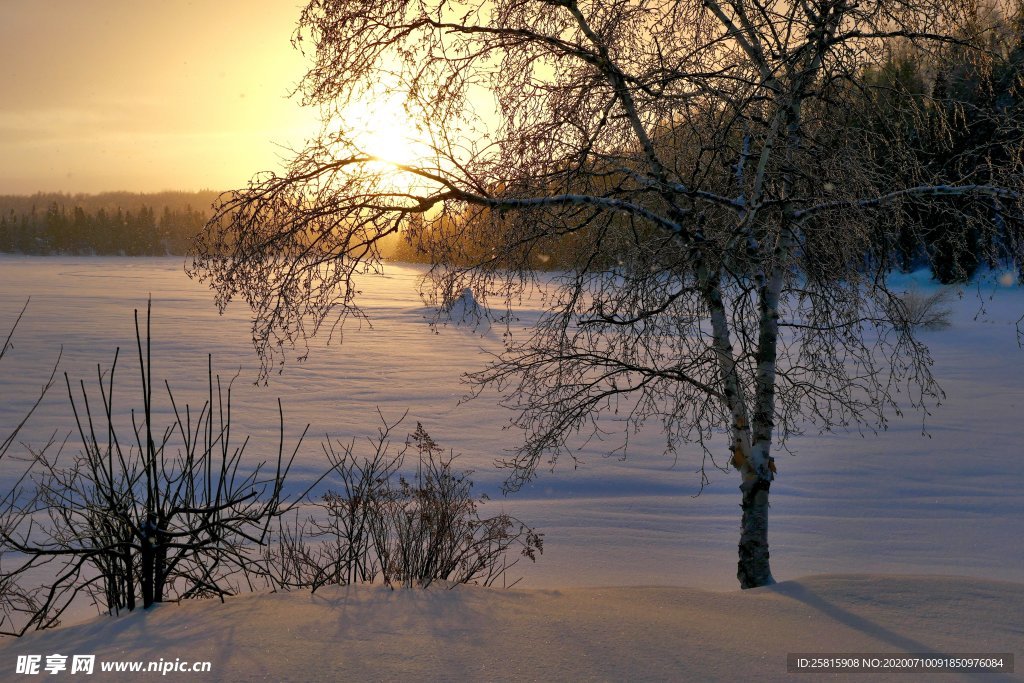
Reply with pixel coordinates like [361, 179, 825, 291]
[444, 286, 487, 328]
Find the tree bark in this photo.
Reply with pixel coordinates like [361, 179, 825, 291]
[737, 477, 775, 588]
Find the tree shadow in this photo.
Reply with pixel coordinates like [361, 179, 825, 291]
[773, 581, 1017, 683]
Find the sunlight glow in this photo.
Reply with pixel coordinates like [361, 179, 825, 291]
[337, 86, 431, 168]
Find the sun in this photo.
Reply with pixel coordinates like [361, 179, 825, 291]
[287, 72, 447, 194]
[339, 87, 429, 167]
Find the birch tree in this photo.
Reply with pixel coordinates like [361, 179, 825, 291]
[191, 0, 1024, 588]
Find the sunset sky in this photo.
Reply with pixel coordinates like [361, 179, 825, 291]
[0, 1, 315, 194]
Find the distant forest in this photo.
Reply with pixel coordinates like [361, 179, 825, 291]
[0, 191, 220, 256]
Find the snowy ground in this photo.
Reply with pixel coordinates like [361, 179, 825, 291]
[0, 256, 1022, 679]
[0, 576, 1021, 681]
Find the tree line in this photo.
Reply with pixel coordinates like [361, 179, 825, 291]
[0, 191, 218, 256]
[861, 6, 1024, 283]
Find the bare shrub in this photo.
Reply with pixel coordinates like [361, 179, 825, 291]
[893, 286, 954, 331]
[264, 422, 400, 591]
[0, 302, 307, 635]
[265, 416, 543, 591]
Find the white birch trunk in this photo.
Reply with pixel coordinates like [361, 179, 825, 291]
[739, 259, 784, 589]
[701, 267, 776, 588]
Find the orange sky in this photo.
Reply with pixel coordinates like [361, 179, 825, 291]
[0, 1, 314, 194]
